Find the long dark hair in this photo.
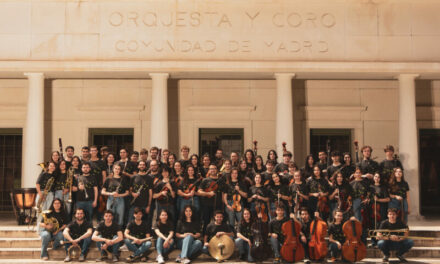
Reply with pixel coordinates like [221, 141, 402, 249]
[180, 205, 196, 223]
[389, 167, 406, 193]
[190, 154, 201, 168]
[244, 149, 255, 164]
[240, 208, 253, 226]
[267, 149, 278, 164]
[157, 209, 172, 226]
[184, 164, 198, 185]
[226, 167, 241, 185]
[49, 198, 65, 213]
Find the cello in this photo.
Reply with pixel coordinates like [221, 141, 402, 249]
[308, 215, 328, 261]
[250, 215, 269, 261]
[341, 219, 366, 262]
[280, 213, 305, 262]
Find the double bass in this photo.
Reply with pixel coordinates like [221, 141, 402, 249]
[280, 216, 305, 262]
[250, 216, 269, 261]
[308, 215, 328, 261]
[341, 219, 366, 262]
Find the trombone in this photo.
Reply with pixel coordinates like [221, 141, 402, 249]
[368, 229, 439, 241]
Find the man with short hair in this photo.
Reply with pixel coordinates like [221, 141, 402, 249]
[139, 148, 149, 163]
[316, 151, 328, 174]
[124, 207, 152, 262]
[118, 148, 136, 177]
[92, 210, 124, 262]
[65, 146, 75, 165]
[197, 164, 223, 231]
[377, 208, 413, 263]
[214, 149, 224, 170]
[130, 151, 140, 164]
[274, 151, 292, 174]
[202, 211, 234, 257]
[89, 145, 107, 189]
[327, 151, 343, 182]
[129, 161, 153, 223]
[80, 146, 90, 162]
[63, 208, 93, 262]
[179, 145, 190, 169]
[74, 162, 98, 222]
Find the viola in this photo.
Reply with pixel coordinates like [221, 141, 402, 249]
[255, 202, 268, 223]
[232, 190, 242, 212]
[342, 219, 366, 262]
[280, 219, 305, 262]
[250, 217, 269, 261]
[317, 184, 329, 216]
[98, 195, 108, 213]
[308, 216, 328, 260]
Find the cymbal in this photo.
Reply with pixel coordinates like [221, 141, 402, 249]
[208, 235, 235, 261]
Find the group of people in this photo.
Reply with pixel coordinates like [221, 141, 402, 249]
[34, 143, 413, 263]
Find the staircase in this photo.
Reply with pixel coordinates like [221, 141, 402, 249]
[0, 226, 440, 262]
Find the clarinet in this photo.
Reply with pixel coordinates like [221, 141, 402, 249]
[59, 138, 65, 161]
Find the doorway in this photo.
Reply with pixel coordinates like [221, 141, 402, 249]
[310, 129, 352, 161]
[199, 128, 244, 159]
[89, 128, 134, 160]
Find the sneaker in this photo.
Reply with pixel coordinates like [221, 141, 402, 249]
[382, 255, 389, 262]
[304, 259, 311, 264]
[78, 255, 86, 262]
[183, 258, 191, 264]
[157, 255, 165, 264]
[273, 257, 281, 264]
[328, 257, 336, 262]
[64, 256, 72, 262]
[112, 255, 119, 262]
[397, 255, 408, 263]
[96, 255, 108, 262]
[176, 256, 182, 263]
[42, 257, 49, 261]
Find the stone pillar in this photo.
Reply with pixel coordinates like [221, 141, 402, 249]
[275, 73, 295, 158]
[398, 74, 421, 219]
[22, 73, 45, 188]
[149, 73, 169, 149]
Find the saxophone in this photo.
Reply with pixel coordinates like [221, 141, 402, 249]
[42, 210, 59, 233]
[66, 166, 75, 203]
[34, 177, 55, 213]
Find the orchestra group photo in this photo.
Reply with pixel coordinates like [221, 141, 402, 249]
[33, 140, 418, 264]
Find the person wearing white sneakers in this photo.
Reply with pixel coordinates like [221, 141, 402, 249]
[154, 210, 175, 264]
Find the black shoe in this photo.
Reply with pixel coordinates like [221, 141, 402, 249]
[382, 255, 389, 262]
[397, 255, 408, 263]
[96, 254, 108, 262]
[130, 255, 142, 263]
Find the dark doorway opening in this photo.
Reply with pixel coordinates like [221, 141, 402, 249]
[419, 129, 440, 215]
[89, 128, 134, 160]
[0, 128, 22, 212]
[199, 128, 244, 159]
[310, 129, 352, 162]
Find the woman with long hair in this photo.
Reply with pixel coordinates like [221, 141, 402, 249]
[267, 150, 278, 165]
[223, 167, 248, 227]
[154, 210, 175, 264]
[267, 173, 290, 220]
[189, 154, 203, 178]
[105, 153, 116, 178]
[177, 164, 201, 218]
[388, 168, 410, 224]
[54, 160, 72, 215]
[235, 208, 255, 262]
[301, 154, 315, 180]
[328, 172, 353, 222]
[102, 163, 130, 226]
[254, 155, 266, 174]
[175, 205, 202, 264]
[244, 149, 255, 172]
[307, 165, 330, 220]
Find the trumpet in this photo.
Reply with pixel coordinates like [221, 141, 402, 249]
[34, 177, 55, 213]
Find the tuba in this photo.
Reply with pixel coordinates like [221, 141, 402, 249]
[42, 210, 59, 233]
[34, 177, 55, 213]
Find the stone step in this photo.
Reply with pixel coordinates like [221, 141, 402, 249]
[1, 247, 440, 260]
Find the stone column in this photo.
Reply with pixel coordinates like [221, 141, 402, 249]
[149, 73, 169, 149]
[22, 73, 45, 188]
[275, 73, 295, 158]
[398, 74, 421, 219]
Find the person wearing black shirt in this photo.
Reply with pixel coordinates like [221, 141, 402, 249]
[254, 155, 266, 174]
[328, 210, 345, 262]
[357, 145, 379, 182]
[268, 204, 288, 263]
[267, 173, 290, 221]
[40, 199, 69, 260]
[201, 154, 211, 178]
[327, 151, 343, 182]
[299, 208, 312, 263]
[376, 208, 413, 263]
[92, 210, 123, 262]
[350, 167, 371, 223]
[175, 205, 202, 264]
[74, 162, 98, 222]
[267, 149, 278, 165]
[307, 166, 330, 221]
[54, 160, 72, 215]
[62, 208, 93, 262]
[124, 207, 152, 262]
[261, 160, 276, 186]
[118, 148, 137, 177]
[153, 168, 177, 222]
[102, 164, 130, 226]
[235, 208, 255, 262]
[302, 154, 315, 181]
[288, 171, 309, 217]
[177, 165, 201, 217]
[197, 164, 223, 231]
[341, 152, 355, 182]
[223, 168, 248, 227]
[154, 210, 175, 264]
[274, 151, 292, 174]
[316, 151, 328, 175]
[179, 145, 191, 170]
[128, 161, 153, 223]
[328, 172, 353, 222]
[379, 145, 403, 184]
[388, 168, 410, 224]
[371, 173, 390, 227]
[36, 161, 57, 215]
[214, 149, 225, 170]
[202, 210, 234, 257]
[89, 146, 107, 189]
[247, 174, 270, 220]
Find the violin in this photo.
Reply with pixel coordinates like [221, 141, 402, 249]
[183, 178, 201, 200]
[232, 188, 242, 212]
[360, 194, 371, 229]
[280, 218, 305, 262]
[317, 184, 330, 216]
[308, 215, 328, 260]
[254, 189, 268, 222]
[250, 217, 269, 261]
[204, 180, 218, 192]
[341, 219, 366, 262]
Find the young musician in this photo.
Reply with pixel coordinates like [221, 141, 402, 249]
[167, 153, 177, 173]
[40, 198, 69, 260]
[100, 146, 110, 162]
[376, 208, 413, 263]
[282, 161, 299, 185]
[327, 151, 343, 182]
[118, 148, 136, 178]
[80, 146, 90, 162]
[175, 205, 202, 264]
[102, 164, 130, 226]
[299, 208, 312, 264]
[139, 148, 149, 164]
[235, 208, 255, 262]
[388, 168, 410, 224]
[379, 145, 403, 184]
[189, 154, 203, 178]
[146, 146, 161, 170]
[131, 151, 140, 164]
[371, 173, 390, 226]
[92, 210, 123, 262]
[247, 173, 270, 220]
[177, 164, 201, 216]
[179, 145, 191, 169]
[124, 207, 152, 262]
[128, 160, 153, 223]
[328, 210, 345, 262]
[71, 156, 82, 177]
[267, 149, 278, 165]
[230, 152, 239, 167]
[50, 150, 62, 168]
[223, 167, 248, 227]
[154, 210, 175, 264]
[288, 171, 309, 217]
[54, 160, 72, 215]
[268, 204, 288, 264]
[254, 155, 266, 174]
[64, 146, 75, 165]
[316, 151, 328, 174]
[238, 159, 255, 186]
[89, 145, 107, 190]
[350, 167, 370, 222]
[329, 172, 353, 222]
[197, 164, 223, 231]
[62, 208, 93, 262]
[267, 173, 290, 220]
[244, 149, 256, 172]
[357, 145, 379, 181]
[202, 211, 234, 257]
[341, 152, 355, 182]
[274, 151, 292, 175]
[153, 168, 177, 222]
[214, 149, 225, 170]
[302, 155, 315, 180]
[307, 165, 330, 220]
[74, 162, 98, 222]
[201, 154, 211, 178]
[105, 153, 116, 178]
[36, 161, 57, 213]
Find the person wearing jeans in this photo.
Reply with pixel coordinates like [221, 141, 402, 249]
[124, 207, 152, 262]
[92, 210, 123, 262]
[235, 208, 255, 262]
[62, 208, 93, 262]
[175, 205, 202, 264]
[102, 164, 129, 227]
[269, 204, 288, 264]
[154, 210, 175, 264]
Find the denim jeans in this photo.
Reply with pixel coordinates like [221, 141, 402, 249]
[269, 236, 281, 258]
[55, 190, 72, 215]
[176, 236, 202, 259]
[106, 196, 125, 226]
[63, 237, 92, 257]
[36, 192, 54, 232]
[225, 200, 242, 227]
[76, 201, 93, 222]
[352, 198, 362, 222]
[124, 238, 152, 257]
[40, 230, 63, 258]
[156, 237, 175, 256]
[388, 198, 408, 224]
[328, 241, 341, 258]
[96, 235, 122, 256]
[377, 239, 414, 256]
[235, 238, 254, 262]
